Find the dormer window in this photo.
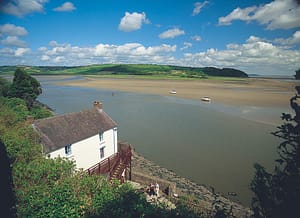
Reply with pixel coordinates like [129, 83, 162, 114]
[65, 144, 72, 156]
[99, 132, 104, 141]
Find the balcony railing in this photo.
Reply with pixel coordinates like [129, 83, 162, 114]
[86, 142, 132, 182]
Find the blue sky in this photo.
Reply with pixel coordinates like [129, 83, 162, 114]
[0, 0, 299, 75]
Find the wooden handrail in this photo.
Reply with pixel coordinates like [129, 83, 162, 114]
[86, 143, 132, 181]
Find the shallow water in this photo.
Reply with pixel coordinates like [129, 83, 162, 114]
[36, 76, 289, 206]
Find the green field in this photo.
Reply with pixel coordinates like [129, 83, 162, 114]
[0, 64, 248, 78]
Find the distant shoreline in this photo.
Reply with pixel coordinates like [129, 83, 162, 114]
[56, 76, 297, 108]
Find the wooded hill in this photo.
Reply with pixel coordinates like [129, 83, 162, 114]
[0, 64, 248, 78]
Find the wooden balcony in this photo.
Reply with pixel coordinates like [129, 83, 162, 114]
[86, 142, 132, 182]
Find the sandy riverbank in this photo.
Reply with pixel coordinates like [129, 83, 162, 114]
[57, 76, 298, 107]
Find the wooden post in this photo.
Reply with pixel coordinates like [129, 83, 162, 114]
[129, 155, 132, 181]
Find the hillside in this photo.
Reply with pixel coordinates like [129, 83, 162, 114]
[0, 64, 248, 78]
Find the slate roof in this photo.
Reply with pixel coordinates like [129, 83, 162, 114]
[33, 108, 117, 153]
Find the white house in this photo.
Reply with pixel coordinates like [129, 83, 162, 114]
[33, 101, 131, 180]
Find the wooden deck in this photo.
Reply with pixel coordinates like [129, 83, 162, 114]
[86, 142, 132, 182]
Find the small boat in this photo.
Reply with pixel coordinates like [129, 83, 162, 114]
[201, 96, 211, 102]
[169, 90, 177, 94]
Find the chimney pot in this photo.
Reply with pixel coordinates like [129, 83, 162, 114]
[93, 101, 103, 111]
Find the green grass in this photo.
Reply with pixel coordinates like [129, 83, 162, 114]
[0, 64, 248, 78]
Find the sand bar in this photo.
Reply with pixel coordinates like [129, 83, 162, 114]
[57, 76, 298, 107]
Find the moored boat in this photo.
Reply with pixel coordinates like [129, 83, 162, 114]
[201, 96, 211, 102]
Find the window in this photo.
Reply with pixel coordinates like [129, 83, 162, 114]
[65, 144, 72, 156]
[100, 147, 105, 159]
[99, 132, 104, 141]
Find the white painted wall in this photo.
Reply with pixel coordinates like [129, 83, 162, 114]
[49, 128, 118, 170]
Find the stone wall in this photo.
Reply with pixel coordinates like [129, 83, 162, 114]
[131, 171, 176, 197]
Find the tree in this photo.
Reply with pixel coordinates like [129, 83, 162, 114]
[0, 77, 10, 96]
[8, 68, 42, 109]
[250, 86, 300, 218]
[0, 141, 17, 217]
[295, 69, 300, 80]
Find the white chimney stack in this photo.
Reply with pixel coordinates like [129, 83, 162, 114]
[93, 101, 103, 112]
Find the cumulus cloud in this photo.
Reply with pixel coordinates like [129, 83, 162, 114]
[191, 35, 202, 41]
[34, 41, 176, 65]
[182, 35, 300, 75]
[181, 42, 192, 50]
[118, 12, 149, 32]
[53, 2, 76, 12]
[192, 1, 209, 16]
[0, 24, 28, 36]
[218, 0, 300, 30]
[159, 28, 185, 39]
[0, 0, 48, 17]
[1, 36, 27, 47]
[274, 31, 300, 45]
[14, 48, 31, 57]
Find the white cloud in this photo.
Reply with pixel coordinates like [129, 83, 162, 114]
[181, 42, 192, 50]
[94, 43, 176, 56]
[0, 0, 48, 17]
[192, 1, 209, 16]
[49, 40, 59, 47]
[1, 36, 27, 47]
[53, 56, 65, 63]
[0, 24, 28, 36]
[15, 48, 31, 57]
[159, 28, 185, 39]
[53, 2, 76, 12]
[274, 31, 300, 45]
[218, 0, 300, 30]
[41, 55, 50, 61]
[0, 37, 298, 76]
[191, 35, 202, 41]
[32, 42, 177, 66]
[218, 6, 256, 25]
[182, 36, 300, 75]
[118, 12, 149, 32]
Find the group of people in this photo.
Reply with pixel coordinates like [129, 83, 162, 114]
[149, 182, 160, 197]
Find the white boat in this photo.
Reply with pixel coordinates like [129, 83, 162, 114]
[169, 90, 177, 94]
[201, 96, 211, 102]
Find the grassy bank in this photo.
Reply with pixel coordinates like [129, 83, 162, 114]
[0, 64, 248, 78]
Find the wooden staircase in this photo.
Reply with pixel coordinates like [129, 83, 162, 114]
[110, 160, 127, 181]
[86, 142, 132, 183]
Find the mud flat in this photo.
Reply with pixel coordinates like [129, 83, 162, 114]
[58, 76, 297, 107]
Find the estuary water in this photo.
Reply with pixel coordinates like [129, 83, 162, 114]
[36, 76, 291, 206]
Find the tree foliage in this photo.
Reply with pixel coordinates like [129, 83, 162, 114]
[0, 76, 10, 96]
[8, 68, 42, 109]
[250, 86, 300, 218]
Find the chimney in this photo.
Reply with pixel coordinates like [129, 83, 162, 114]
[93, 101, 103, 112]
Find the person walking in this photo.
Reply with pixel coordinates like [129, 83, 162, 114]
[149, 183, 155, 196]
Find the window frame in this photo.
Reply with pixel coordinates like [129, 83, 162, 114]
[100, 146, 105, 159]
[65, 144, 72, 156]
[99, 132, 104, 142]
